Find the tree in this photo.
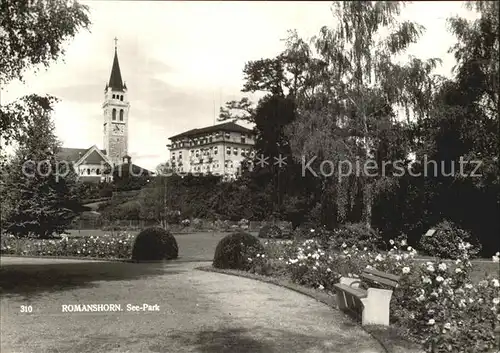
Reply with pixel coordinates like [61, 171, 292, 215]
[0, 0, 90, 85]
[2, 96, 80, 238]
[138, 163, 170, 227]
[285, 1, 440, 227]
[403, 1, 500, 253]
[219, 49, 321, 220]
[1, 0, 90, 164]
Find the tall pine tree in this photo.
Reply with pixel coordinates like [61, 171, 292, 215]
[2, 95, 80, 238]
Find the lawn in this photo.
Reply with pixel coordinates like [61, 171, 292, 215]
[64, 229, 259, 261]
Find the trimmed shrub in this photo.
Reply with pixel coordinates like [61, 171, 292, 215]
[213, 231, 264, 270]
[329, 222, 383, 251]
[131, 227, 178, 261]
[419, 220, 481, 259]
[258, 224, 282, 239]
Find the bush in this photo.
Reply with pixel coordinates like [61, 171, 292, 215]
[192, 218, 203, 229]
[131, 227, 178, 261]
[329, 222, 383, 251]
[238, 218, 249, 229]
[213, 231, 264, 270]
[258, 224, 282, 239]
[419, 220, 481, 259]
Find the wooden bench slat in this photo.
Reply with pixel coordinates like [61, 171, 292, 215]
[360, 273, 399, 288]
[333, 283, 368, 298]
[363, 268, 401, 282]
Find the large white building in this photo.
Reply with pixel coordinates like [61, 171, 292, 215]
[167, 122, 255, 179]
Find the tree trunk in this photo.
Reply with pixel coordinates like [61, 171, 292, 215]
[363, 181, 372, 228]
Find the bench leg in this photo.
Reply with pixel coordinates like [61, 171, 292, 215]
[336, 277, 360, 310]
[360, 288, 393, 326]
[335, 290, 349, 310]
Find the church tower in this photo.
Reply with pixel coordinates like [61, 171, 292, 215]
[103, 38, 130, 166]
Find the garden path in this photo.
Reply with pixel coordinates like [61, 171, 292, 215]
[0, 257, 384, 353]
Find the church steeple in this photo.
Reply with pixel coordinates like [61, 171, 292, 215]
[108, 37, 125, 92]
[103, 37, 130, 166]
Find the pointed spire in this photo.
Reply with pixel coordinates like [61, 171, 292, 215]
[108, 38, 125, 91]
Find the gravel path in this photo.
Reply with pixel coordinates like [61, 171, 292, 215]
[1, 257, 384, 353]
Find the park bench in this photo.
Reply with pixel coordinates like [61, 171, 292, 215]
[333, 267, 401, 326]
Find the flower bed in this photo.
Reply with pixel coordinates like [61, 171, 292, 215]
[0, 233, 135, 259]
[243, 236, 500, 353]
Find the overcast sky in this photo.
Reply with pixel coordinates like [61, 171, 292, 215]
[2, 1, 477, 171]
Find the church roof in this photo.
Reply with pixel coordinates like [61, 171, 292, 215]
[108, 47, 125, 92]
[169, 122, 253, 140]
[58, 147, 107, 164]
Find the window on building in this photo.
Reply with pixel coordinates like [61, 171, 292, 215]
[120, 109, 124, 121]
[112, 94, 115, 99]
[226, 147, 231, 155]
[112, 108, 116, 120]
[87, 169, 90, 175]
[234, 147, 238, 156]
[120, 95, 123, 101]
[241, 137, 246, 144]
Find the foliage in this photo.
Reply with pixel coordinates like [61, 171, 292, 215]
[328, 223, 383, 251]
[191, 218, 203, 229]
[285, 1, 438, 228]
[131, 227, 178, 261]
[0, 0, 90, 84]
[76, 182, 113, 201]
[2, 96, 81, 238]
[0, 0, 90, 165]
[112, 166, 151, 191]
[419, 220, 481, 259]
[292, 223, 317, 240]
[212, 231, 264, 270]
[283, 238, 340, 290]
[258, 225, 282, 239]
[0, 232, 134, 259]
[102, 200, 142, 221]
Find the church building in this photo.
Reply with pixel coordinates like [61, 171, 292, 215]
[58, 40, 149, 183]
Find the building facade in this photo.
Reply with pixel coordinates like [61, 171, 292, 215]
[167, 122, 255, 180]
[58, 41, 148, 182]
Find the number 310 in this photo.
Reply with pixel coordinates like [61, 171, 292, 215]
[20, 305, 33, 313]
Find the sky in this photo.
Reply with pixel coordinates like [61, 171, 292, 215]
[2, 1, 477, 171]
